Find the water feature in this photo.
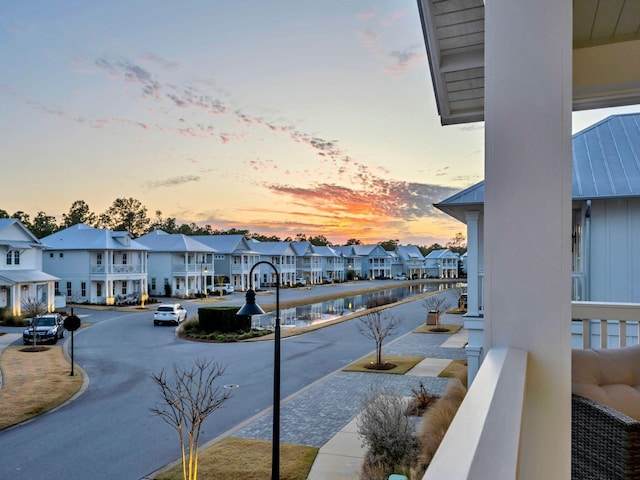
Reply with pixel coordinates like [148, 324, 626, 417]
[251, 282, 464, 329]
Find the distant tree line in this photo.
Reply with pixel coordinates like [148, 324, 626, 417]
[0, 198, 466, 255]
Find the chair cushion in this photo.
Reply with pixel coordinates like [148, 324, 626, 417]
[572, 345, 640, 421]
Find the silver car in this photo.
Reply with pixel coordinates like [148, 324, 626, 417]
[23, 313, 65, 345]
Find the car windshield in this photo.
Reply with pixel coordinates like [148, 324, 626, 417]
[36, 317, 55, 327]
[157, 307, 174, 312]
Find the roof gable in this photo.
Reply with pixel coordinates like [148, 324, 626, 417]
[137, 230, 217, 253]
[40, 224, 149, 251]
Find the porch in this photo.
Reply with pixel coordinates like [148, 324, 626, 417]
[424, 301, 640, 478]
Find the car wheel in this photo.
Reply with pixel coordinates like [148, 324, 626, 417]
[60, 330, 64, 339]
[154, 320, 159, 326]
[51, 336, 57, 345]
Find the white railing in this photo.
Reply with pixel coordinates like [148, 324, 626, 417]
[423, 347, 528, 479]
[571, 301, 640, 349]
[91, 264, 144, 274]
[172, 263, 213, 273]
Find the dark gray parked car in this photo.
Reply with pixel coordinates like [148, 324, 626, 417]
[23, 313, 65, 345]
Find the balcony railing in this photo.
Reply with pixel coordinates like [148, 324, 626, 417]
[425, 301, 640, 479]
[572, 301, 640, 349]
[172, 263, 213, 274]
[423, 347, 528, 479]
[91, 265, 144, 274]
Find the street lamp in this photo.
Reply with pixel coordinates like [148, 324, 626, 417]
[236, 261, 280, 479]
[200, 261, 208, 298]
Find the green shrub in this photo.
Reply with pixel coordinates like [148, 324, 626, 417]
[198, 306, 251, 333]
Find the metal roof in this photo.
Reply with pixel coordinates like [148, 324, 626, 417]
[137, 231, 217, 253]
[436, 113, 640, 221]
[40, 224, 149, 251]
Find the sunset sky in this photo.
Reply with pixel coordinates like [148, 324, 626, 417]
[1, 1, 637, 246]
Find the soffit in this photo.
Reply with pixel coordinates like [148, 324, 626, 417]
[418, 0, 640, 125]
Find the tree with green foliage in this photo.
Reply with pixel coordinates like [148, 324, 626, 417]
[446, 232, 467, 255]
[379, 239, 399, 251]
[11, 211, 32, 230]
[419, 243, 443, 257]
[345, 238, 362, 245]
[98, 197, 150, 237]
[62, 200, 96, 228]
[31, 211, 59, 238]
[309, 234, 331, 246]
[0, 209, 9, 218]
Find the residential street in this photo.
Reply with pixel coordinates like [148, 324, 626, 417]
[0, 281, 459, 480]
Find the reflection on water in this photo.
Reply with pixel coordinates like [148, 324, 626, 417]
[251, 282, 465, 329]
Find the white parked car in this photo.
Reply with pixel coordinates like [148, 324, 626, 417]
[153, 303, 187, 326]
[213, 283, 235, 295]
[393, 274, 408, 280]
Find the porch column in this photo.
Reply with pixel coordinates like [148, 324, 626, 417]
[484, 0, 572, 478]
[463, 211, 483, 384]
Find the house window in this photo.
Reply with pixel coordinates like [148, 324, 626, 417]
[122, 283, 127, 295]
[97, 253, 102, 265]
[54, 282, 60, 296]
[59, 252, 63, 258]
[96, 282, 102, 297]
[66, 281, 72, 297]
[6, 251, 11, 265]
[122, 253, 128, 265]
[151, 278, 156, 290]
[175, 279, 180, 289]
[81, 282, 86, 297]
[12, 251, 18, 264]
[49, 253, 54, 258]
[164, 278, 169, 286]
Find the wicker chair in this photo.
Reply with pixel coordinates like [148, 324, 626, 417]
[572, 394, 640, 479]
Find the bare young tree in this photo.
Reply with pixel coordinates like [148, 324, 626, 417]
[356, 309, 402, 367]
[21, 295, 48, 349]
[150, 358, 231, 480]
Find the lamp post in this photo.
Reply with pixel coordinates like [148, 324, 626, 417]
[236, 261, 280, 479]
[200, 261, 208, 298]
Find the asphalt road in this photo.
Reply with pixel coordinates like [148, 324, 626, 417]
[0, 280, 459, 480]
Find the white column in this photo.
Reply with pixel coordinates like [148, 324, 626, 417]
[484, 0, 572, 478]
[464, 211, 483, 384]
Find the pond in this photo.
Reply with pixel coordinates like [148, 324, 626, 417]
[251, 282, 465, 329]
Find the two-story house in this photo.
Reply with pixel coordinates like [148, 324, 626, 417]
[41, 223, 149, 305]
[290, 241, 323, 285]
[312, 245, 345, 282]
[249, 240, 297, 286]
[0, 219, 59, 316]
[425, 249, 459, 279]
[137, 230, 216, 298]
[395, 245, 427, 279]
[192, 235, 260, 291]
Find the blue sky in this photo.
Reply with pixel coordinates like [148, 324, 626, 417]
[1, 1, 636, 245]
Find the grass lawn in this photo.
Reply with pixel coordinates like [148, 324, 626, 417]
[155, 437, 318, 480]
[413, 324, 462, 334]
[342, 355, 424, 374]
[0, 346, 82, 430]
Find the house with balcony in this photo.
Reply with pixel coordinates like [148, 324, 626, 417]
[137, 230, 216, 298]
[0, 219, 59, 316]
[248, 240, 297, 287]
[192, 234, 259, 291]
[312, 245, 345, 282]
[350, 244, 392, 279]
[417, 1, 640, 478]
[436, 112, 640, 381]
[332, 245, 363, 280]
[40, 223, 148, 305]
[290, 241, 323, 285]
[425, 249, 459, 279]
[396, 245, 427, 279]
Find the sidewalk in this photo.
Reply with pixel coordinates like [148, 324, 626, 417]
[230, 310, 468, 479]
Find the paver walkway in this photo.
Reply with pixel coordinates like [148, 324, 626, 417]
[229, 310, 468, 479]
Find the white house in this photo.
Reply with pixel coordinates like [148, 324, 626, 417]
[137, 230, 216, 298]
[332, 245, 363, 280]
[352, 244, 392, 279]
[41, 224, 149, 306]
[248, 240, 297, 287]
[0, 219, 59, 316]
[312, 245, 345, 282]
[290, 241, 323, 285]
[395, 245, 427, 279]
[416, 1, 640, 478]
[192, 235, 259, 291]
[425, 249, 459, 279]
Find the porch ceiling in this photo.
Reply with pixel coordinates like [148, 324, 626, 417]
[417, 0, 640, 125]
